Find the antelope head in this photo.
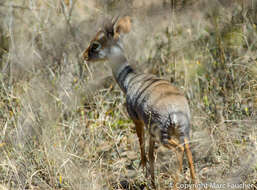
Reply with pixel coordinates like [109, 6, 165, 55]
[82, 16, 131, 62]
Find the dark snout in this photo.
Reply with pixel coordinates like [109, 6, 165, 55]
[82, 47, 90, 61]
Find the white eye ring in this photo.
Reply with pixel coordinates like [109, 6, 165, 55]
[91, 41, 101, 51]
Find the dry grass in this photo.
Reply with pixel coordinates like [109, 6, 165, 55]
[0, 0, 257, 189]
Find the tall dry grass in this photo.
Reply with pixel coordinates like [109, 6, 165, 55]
[0, 0, 256, 189]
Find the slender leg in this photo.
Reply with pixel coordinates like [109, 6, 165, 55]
[165, 139, 183, 170]
[176, 144, 185, 173]
[134, 120, 147, 171]
[149, 135, 155, 188]
[184, 138, 196, 184]
[164, 139, 182, 188]
[165, 138, 197, 190]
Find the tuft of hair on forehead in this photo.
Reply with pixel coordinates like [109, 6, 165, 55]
[103, 16, 119, 38]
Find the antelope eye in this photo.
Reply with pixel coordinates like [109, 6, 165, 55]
[91, 41, 101, 51]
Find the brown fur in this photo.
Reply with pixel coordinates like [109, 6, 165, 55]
[82, 16, 196, 188]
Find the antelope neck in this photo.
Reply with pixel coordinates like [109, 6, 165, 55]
[109, 53, 135, 93]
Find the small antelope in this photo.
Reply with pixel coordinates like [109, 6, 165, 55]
[82, 16, 196, 188]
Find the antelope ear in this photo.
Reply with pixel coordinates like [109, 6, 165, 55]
[114, 16, 131, 39]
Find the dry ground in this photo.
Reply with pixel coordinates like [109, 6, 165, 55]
[0, 0, 256, 190]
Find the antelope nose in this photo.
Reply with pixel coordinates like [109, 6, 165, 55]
[81, 50, 89, 61]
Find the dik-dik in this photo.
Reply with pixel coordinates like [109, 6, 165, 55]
[82, 16, 196, 188]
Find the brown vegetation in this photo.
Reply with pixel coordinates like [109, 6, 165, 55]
[0, 0, 256, 189]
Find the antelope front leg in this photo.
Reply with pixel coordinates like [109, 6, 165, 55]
[134, 120, 147, 171]
[149, 135, 156, 188]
